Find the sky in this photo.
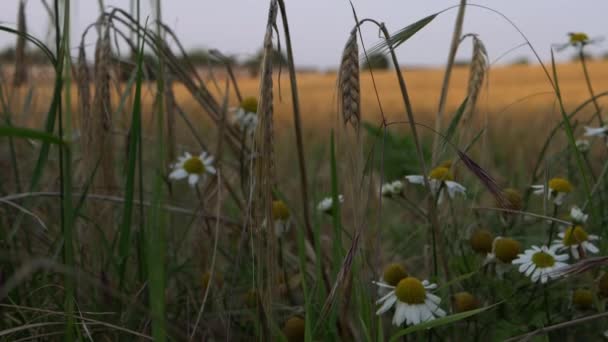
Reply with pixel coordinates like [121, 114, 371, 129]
[0, 1, 607, 70]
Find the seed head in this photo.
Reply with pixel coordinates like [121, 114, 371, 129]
[493, 237, 521, 263]
[283, 316, 305, 342]
[429, 167, 453, 181]
[272, 200, 290, 221]
[572, 289, 593, 310]
[453, 291, 479, 313]
[394, 277, 426, 304]
[470, 229, 493, 254]
[240, 97, 258, 114]
[548, 178, 573, 193]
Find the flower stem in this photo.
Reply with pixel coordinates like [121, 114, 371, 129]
[579, 48, 604, 126]
[547, 204, 559, 245]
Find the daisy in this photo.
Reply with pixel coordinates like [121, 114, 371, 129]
[571, 288, 594, 311]
[405, 166, 466, 204]
[375, 277, 446, 326]
[169, 151, 216, 187]
[570, 206, 588, 224]
[575, 139, 591, 153]
[452, 291, 479, 313]
[531, 177, 573, 206]
[584, 126, 608, 138]
[552, 225, 599, 259]
[232, 97, 259, 135]
[272, 200, 291, 236]
[469, 228, 494, 255]
[377, 263, 408, 296]
[512, 245, 568, 284]
[316, 195, 344, 214]
[485, 236, 521, 277]
[381, 180, 404, 197]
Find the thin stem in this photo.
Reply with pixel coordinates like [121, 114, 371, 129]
[579, 48, 603, 126]
[277, 0, 331, 293]
[431, 0, 466, 165]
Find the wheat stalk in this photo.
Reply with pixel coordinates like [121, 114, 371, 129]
[252, 0, 278, 337]
[462, 34, 488, 123]
[338, 28, 360, 130]
[91, 22, 115, 192]
[13, 0, 27, 86]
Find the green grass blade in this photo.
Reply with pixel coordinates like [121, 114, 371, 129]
[0, 126, 65, 146]
[117, 27, 145, 291]
[389, 303, 501, 341]
[441, 96, 468, 150]
[550, 49, 591, 196]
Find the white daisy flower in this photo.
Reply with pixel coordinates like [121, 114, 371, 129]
[232, 97, 258, 135]
[570, 206, 588, 224]
[405, 166, 466, 204]
[575, 139, 591, 153]
[531, 177, 573, 206]
[169, 151, 216, 187]
[271, 200, 291, 237]
[381, 180, 404, 197]
[484, 236, 521, 278]
[316, 195, 344, 214]
[552, 225, 599, 259]
[512, 245, 569, 284]
[584, 126, 608, 137]
[375, 277, 446, 326]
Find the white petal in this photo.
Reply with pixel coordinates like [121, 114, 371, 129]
[554, 193, 566, 206]
[531, 269, 541, 282]
[518, 262, 532, 273]
[540, 272, 549, 284]
[531, 185, 545, 195]
[445, 181, 466, 197]
[584, 126, 608, 136]
[426, 293, 441, 305]
[169, 168, 188, 180]
[188, 174, 199, 186]
[393, 302, 408, 326]
[405, 175, 425, 185]
[585, 242, 599, 254]
[405, 305, 419, 325]
[525, 264, 536, 277]
[554, 253, 569, 261]
[419, 304, 433, 322]
[571, 247, 580, 259]
[206, 166, 217, 175]
[376, 293, 397, 315]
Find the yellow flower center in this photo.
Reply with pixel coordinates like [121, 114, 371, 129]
[569, 32, 589, 44]
[382, 263, 408, 286]
[240, 97, 258, 114]
[548, 178, 573, 193]
[428, 167, 453, 181]
[531, 251, 555, 268]
[272, 200, 290, 221]
[183, 157, 206, 174]
[283, 316, 305, 342]
[502, 188, 523, 211]
[572, 289, 593, 310]
[470, 229, 494, 254]
[494, 238, 521, 263]
[563, 225, 589, 246]
[394, 277, 426, 304]
[598, 274, 608, 298]
[453, 291, 479, 313]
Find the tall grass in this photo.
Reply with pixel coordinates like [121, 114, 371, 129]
[0, 1, 608, 341]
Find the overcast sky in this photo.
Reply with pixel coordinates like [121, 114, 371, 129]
[0, 1, 607, 69]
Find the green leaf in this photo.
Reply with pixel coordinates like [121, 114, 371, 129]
[441, 97, 468, 150]
[0, 125, 64, 146]
[389, 302, 501, 341]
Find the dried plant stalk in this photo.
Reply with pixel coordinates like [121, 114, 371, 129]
[165, 75, 177, 163]
[252, 0, 278, 338]
[338, 28, 361, 130]
[462, 35, 488, 123]
[13, 0, 27, 86]
[89, 23, 116, 192]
